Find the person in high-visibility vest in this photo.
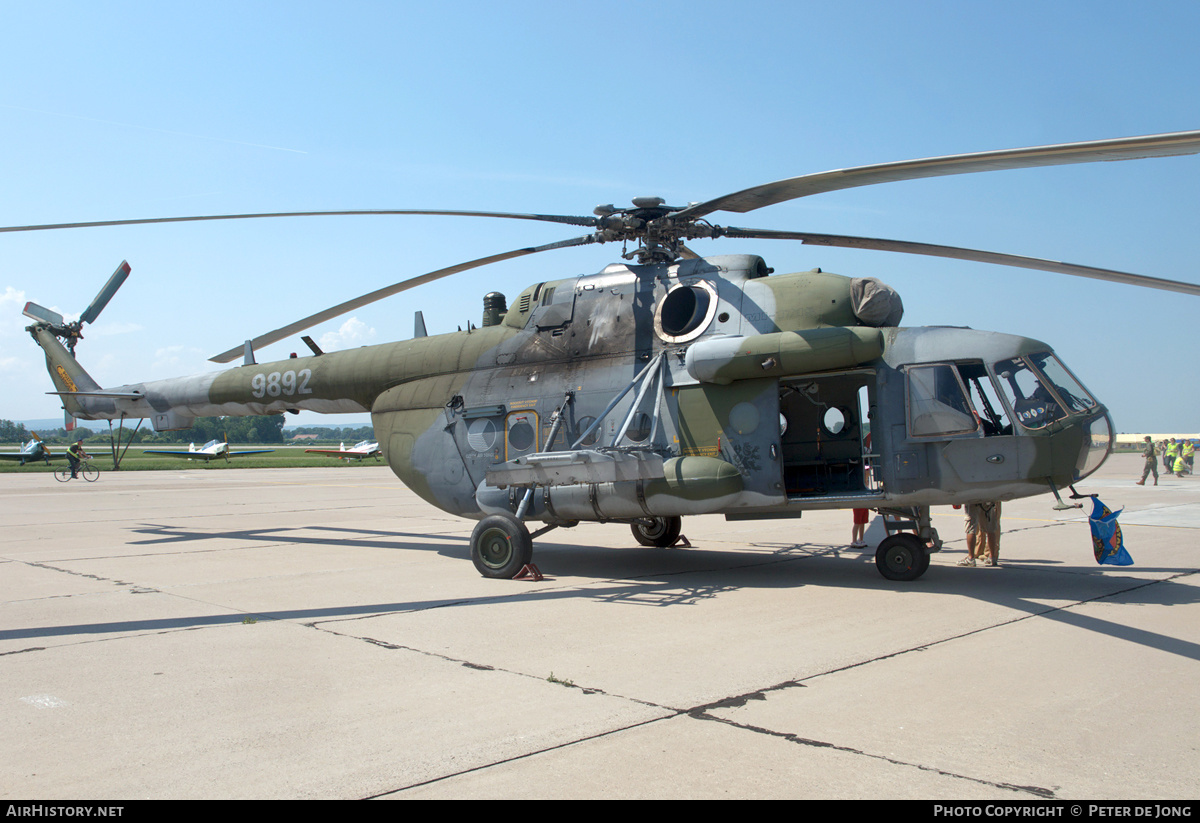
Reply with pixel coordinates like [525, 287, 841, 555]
[66, 439, 88, 479]
[1184, 440, 1195, 474]
[1166, 438, 1180, 476]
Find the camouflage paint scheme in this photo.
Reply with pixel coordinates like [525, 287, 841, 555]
[31, 253, 1112, 527]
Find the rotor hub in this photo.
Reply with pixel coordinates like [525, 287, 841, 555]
[590, 199, 724, 263]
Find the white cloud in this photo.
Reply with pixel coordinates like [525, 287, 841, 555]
[0, 285, 25, 308]
[318, 317, 376, 352]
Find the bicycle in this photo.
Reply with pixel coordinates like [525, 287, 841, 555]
[55, 460, 99, 483]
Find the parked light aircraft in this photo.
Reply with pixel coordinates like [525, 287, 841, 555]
[305, 440, 381, 460]
[142, 440, 275, 462]
[13, 129, 1200, 581]
[0, 433, 62, 466]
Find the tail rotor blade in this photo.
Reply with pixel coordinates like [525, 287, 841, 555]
[22, 301, 65, 327]
[79, 261, 131, 325]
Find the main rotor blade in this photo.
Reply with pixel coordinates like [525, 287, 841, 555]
[721, 227, 1200, 296]
[0, 209, 598, 234]
[679, 130, 1200, 218]
[208, 234, 598, 363]
[79, 260, 131, 325]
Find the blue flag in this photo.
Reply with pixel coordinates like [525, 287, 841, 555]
[1089, 497, 1133, 566]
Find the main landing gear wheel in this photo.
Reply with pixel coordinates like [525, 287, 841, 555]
[875, 533, 931, 581]
[631, 516, 682, 548]
[470, 514, 533, 579]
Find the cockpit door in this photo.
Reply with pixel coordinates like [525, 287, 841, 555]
[904, 362, 1026, 486]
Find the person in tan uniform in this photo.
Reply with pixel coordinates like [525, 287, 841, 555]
[958, 502, 1002, 567]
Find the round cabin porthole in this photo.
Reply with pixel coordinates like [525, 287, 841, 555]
[729, 402, 760, 435]
[506, 413, 537, 454]
[625, 413, 652, 443]
[822, 406, 849, 436]
[576, 416, 599, 447]
[654, 281, 720, 344]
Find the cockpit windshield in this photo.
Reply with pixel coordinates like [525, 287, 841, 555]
[992, 352, 1097, 430]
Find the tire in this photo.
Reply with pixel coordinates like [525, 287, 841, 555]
[82, 464, 99, 482]
[54, 468, 72, 483]
[471, 514, 533, 579]
[875, 533, 929, 582]
[630, 516, 682, 548]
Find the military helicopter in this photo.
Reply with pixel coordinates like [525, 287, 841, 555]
[12, 130, 1200, 582]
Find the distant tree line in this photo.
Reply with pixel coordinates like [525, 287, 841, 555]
[3, 417, 373, 445]
[140, 415, 287, 445]
[3, 421, 105, 444]
[284, 425, 376, 442]
[2, 416, 286, 445]
[0, 420, 34, 443]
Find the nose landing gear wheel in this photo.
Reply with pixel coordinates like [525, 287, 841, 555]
[471, 514, 534, 579]
[875, 533, 931, 581]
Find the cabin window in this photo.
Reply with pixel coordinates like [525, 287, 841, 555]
[821, 406, 848, 436]
[906, 364, 977, 437]
[624, 412, 652, 443]
[505, 411, 539, 458]
[574, 416, 600, 447]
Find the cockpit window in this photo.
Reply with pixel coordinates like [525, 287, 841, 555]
[993, 352, 1096, 430]
[906, 364, 977, 437]
[956, 361, 1012, 436]
[1028, 354, 1097, 414]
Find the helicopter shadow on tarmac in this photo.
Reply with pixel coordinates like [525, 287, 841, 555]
[487, 532, 1200, 664]
[115, 518, 1200, 636]
[4, 519, 1196, 664]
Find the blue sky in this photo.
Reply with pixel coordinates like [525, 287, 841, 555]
[2, 1, 1198, 433]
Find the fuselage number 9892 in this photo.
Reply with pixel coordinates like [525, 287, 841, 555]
[250, 369, 313, 399]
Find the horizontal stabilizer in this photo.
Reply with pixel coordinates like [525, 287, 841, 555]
[46, 390, 144, 398]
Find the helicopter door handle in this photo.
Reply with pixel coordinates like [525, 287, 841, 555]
[986, 454, 1005, 464]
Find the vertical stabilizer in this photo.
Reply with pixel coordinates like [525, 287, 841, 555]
[30, 326, 103, 415]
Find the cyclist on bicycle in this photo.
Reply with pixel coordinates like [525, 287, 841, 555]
[67, 439, 89, 479]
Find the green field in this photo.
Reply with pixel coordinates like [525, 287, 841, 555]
[0, 448, 385, 473]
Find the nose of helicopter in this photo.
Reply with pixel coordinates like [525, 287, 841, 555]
[1073, 408, 1114, 481]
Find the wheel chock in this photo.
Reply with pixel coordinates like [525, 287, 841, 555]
[513, 563, 543, 581]
[673, 535, 693, 548]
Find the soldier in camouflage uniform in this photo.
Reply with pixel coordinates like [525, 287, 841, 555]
[1136, 435, 1158, 486]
